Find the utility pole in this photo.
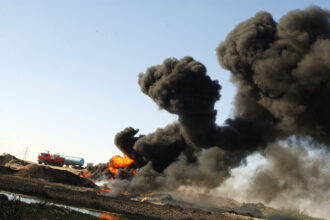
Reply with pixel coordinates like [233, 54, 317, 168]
[23, 146, 29, 165]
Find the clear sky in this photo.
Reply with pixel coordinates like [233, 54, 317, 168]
[1, 0, 329, 164]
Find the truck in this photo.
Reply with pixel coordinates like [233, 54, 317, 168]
[37, 152, 85, 169]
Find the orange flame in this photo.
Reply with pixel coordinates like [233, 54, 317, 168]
[141, 196, 150, 202]
[101, 186, 111, 192]
[108, 166, 118, 175]
[80, 171, 91, 178]
[98, 214, 119, 220]
[107, 155, 134, 175]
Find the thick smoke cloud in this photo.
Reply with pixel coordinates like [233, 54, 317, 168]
[127, 146, 244, 193]
[138, 56, 279, 152]
[214, 7, 330, 218]
[138, 56, 222, 149]
[133, 123, 189, 173]
[114, 123, 192, 173]
[107, 6, 330, 218]
[217, 6, 330, 144]
[111, 57, 251, 192]
[114, 127, 145, 167]
[113, 56, 279, 193]
[138, 56, 220, 116]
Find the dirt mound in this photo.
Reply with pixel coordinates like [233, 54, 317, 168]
[0, 153, 29, 170]
[17, 164, 97, 188]
[0, 166, 18, 175]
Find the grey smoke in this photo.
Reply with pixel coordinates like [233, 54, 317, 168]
[128, 147, 243, 193]
[217, 143, 330, 219]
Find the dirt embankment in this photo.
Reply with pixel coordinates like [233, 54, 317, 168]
[0, 153, 96, 188]
[0, 153, 28, 170]
[17, 164, 96, 188]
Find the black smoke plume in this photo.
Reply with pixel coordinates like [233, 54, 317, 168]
[138, 56, 279, 152]
[114, 56, 279, 192]
[138, 56, 221, 150]
[217, 6, 330, 144]
[114, 127, 145, 167]
[108, 8, 330, 217]
[214, 6, 330, 218]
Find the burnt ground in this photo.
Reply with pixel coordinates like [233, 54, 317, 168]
[1, 153, 323, 220]
[0, 174, 259, 220]
[0, 154, 325, 220]
[0, 153, 261, 220]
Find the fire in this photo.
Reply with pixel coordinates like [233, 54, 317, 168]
[101, 154, 136, 182]
[107, 155, 134, 175]
[80, 171, 91, 178]
[130, 196, 151, 202]
[98, 214, 119, 220]
[101, 186, 111, 192]
[97, 185, 112, 195]
[108, 166, 118, 175]
[141, 196, 150, 202]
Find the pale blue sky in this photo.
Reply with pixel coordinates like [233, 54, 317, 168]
[1, 0, 329, 163]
